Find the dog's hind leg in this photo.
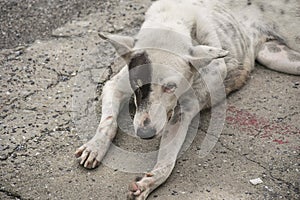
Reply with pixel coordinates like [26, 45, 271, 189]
[256, 41, 300, 75]
[75, 67, 131, 169]
[127, 90, 201, 200]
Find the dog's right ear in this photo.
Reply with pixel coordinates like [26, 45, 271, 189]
[99, 32, 135, 59]
[186, 45, 228, 69]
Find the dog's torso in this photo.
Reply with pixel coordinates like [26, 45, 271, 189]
[139, 0, 300, 57]
[133, 0, 300, 106]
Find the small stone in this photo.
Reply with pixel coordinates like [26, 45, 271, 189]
[249, 178, 263, 185]
[293, 82, 299, 88]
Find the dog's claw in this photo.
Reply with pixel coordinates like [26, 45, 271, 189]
[92, 160, 99, 168]
[80, 150, 89, 165]
[74, 145, 86, 157]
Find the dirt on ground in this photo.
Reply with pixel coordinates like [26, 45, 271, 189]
[0, 0, 299, 200]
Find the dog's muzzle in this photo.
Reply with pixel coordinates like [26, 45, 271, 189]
[137, 127, 156, 139]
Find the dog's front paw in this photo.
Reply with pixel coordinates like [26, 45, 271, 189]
[127, 175, 154, 200]
[75, 138, 110, 169]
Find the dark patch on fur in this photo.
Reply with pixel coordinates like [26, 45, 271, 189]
[266, 43, 281, 53]
[180, 98, 192, 112]
[295, 36, 300, 44]
[216, 20, 229, 35]
[224, 69, 250, 94]
[199, 67, 211, 75]
[214, 16, 248, 61]
[135, 176, 143, 182]
[128, 51, 152, 108]
[247, 0, 252, 5]
[196, 31, 210, 44]
[128, 51, 151, 71]
[188, 48, 194, 56]
[226, 22, 238, 37]
[283, 46, 300, 62]
[134, 84, 152, 109]
[224, 58, 250, 94]
[251, 23, 286, 45]
[169, 103, 183, 125]
[280, 9, 285, 15]
[287, 52, 300, 62]
[259, 5, 265, 12]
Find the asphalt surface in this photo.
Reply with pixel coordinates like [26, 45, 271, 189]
[0, 0, 110, 50]
[0, 0, 299, 200]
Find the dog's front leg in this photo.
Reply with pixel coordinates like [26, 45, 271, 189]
[127, 92, 201, 200]
[75, 68, 131, 169]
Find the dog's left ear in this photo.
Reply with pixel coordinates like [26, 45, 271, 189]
[99, 32, 135, 59]
[186, 45, 228, 69]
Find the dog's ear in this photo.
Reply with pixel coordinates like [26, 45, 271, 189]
[99, 32, 135, 59]
[186, 45, 228, 69]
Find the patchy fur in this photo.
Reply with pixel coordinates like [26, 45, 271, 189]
[76, 0, 300, 199]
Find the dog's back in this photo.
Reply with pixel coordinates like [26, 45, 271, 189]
[225, 0, 300, 52]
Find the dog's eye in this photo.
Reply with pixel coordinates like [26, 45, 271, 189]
[163, 82, 177, 93]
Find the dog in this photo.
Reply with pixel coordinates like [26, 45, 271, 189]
[75, 0, 300, 199]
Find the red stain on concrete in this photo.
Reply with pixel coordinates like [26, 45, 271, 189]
[273, 139, 289, 144]
[226, 106, 299, 144]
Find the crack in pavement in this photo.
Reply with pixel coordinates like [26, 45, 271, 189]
[218, 140, 299, 195]
[0, 187, 24, 200]
[45, 67, 77, 90]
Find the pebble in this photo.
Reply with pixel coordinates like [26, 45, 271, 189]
[292, 81, 299, 88]
[249, 178, 263, 185]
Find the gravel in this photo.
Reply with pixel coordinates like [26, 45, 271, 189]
[0, 0, 109, 50]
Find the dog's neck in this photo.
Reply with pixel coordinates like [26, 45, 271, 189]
[133, 1, 198, 55]
[134, 29, 192, 56]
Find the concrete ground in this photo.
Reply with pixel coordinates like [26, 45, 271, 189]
[0, 0, 299, 199]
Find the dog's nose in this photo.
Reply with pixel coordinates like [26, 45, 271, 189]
[137, 127, 156, 139]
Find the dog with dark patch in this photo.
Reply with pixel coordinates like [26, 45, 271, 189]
[75, 0, 300, 199]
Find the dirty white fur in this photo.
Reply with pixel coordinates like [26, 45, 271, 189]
[75, 1, 300, 200]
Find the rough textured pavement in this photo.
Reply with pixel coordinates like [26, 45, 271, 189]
[0, 0, 299, 199]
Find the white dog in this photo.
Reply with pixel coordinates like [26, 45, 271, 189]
[75, 0, 300, 199]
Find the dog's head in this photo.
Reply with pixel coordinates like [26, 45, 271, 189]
[99, 32, 228, 139]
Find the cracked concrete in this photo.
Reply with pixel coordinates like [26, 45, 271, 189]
[0, 0, 299, 199]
